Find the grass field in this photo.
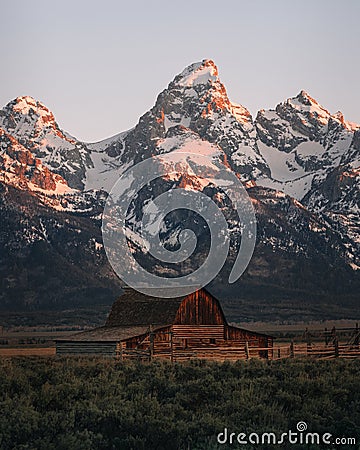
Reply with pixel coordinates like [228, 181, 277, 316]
[0, 347, 55, 357]
[0, 356, 359, 449]
[237, 319, 359, 333]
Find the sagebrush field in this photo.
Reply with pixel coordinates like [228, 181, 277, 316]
[0, 357, 359, 449]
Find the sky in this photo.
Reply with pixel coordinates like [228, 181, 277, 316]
[2, 0, 360, 142]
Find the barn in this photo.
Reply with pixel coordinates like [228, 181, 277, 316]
[56, 287, 273, 361]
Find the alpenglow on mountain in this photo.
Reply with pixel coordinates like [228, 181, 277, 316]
[0, 59, 359, 319]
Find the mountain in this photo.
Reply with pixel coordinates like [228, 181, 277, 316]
[255, 90, 359, 199]
[0, 96, 94, 190]
[0, 183, 120, 310]
[0, 60, 359, 320]
[0, 126, 71, 194]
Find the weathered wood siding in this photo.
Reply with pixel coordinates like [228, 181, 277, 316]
[123, 332, 149, 349]
[56, 342, 117, 357]
[226, 325, 269, 345]
[225, 325, 272, 358]
[174, 290, 226, 325]
[172, 325, 224, 339]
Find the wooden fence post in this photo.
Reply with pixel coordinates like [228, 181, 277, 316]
[170, 331, 174, 363]
[264, 340, 269, 360]
[305, 327, 312, 355]
[245, 341, 250, 360]
[290, 341, 294, 358]
[119, 342, 123, 362]
[149, 333, 154, 361]
[334, 338, 339, 358]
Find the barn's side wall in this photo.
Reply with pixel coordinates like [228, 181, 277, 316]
[56, 341, 117, 357]
[225, 325, 270, 346]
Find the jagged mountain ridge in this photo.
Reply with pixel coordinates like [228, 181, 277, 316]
[2, 59, 357, 253]
[0, 59, 359, 314]
[1, 61, 358, 203]
[256, 90, 359, 199]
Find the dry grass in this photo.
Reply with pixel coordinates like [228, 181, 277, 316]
[0, 347, 55, 357]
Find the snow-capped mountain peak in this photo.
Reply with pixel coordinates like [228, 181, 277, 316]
[1, 95, 75, 143]
[82, 59, 258, 190]
[285, 90, 359, 132]
[294, 89, 324, 107]
[0, 96, 94, 190]
[169, 59, 253, 127]
[255, 87, 360, 240]
[331, 110, 360, 132]
[13, 95, 49, 115]
[283, 90, 332, 127]
[175, 59, 219, 87]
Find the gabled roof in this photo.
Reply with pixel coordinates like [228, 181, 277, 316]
[105, 288, 187, 327]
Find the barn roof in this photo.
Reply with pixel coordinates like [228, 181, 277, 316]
[105, 288, 186, 327]
[56, 325, 166, 342]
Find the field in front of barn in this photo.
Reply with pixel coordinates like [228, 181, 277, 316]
[0, 357, 359, 450]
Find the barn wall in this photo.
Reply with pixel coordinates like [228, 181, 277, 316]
[172, 325, 224, 340]
[123, 332, 148, 349]
[225, 326, 271, 347]
[56, 342, 117, 357]
[174, 290, 226, 325]
[153, 327, 172, 342]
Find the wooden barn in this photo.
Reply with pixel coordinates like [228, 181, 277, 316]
[56, 287, 273, 361]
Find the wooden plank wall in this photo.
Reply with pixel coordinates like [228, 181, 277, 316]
[174, 290, 226, 325]
[56, 342, 117, 357]
[172, 325, 224, 339]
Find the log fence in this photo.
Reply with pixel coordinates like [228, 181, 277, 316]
[115, 327, 360, 362]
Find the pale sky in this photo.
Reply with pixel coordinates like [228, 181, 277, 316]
[2, 0, 359, 142]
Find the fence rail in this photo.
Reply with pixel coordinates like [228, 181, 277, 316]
[109, 325, 360, 362]
[116, 341, 360, 362]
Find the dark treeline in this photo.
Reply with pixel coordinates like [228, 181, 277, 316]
[0, 357, 359, 449]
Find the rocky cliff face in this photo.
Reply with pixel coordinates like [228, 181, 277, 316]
[0, 127, 71, 193]
[0, 96, 93, 190]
